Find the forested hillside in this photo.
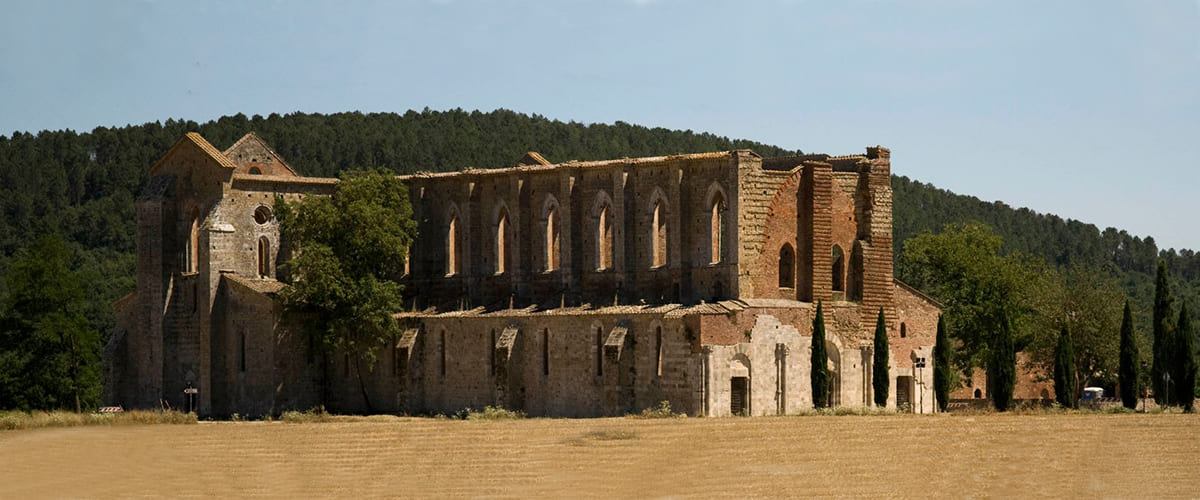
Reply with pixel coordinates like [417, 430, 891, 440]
[0, 108, 1195, 341]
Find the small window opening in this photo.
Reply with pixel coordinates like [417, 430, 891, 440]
[710, 193, 725, 264]
[254, 206, 272, 224]
[489, 329, 497, 377]
[655, 326, 664, 377]
[542, 328, 550, 376]
[545, 207, 559, 271]
[185, 209, 199, 273]
[595, 327, 604, 376]
[652, 201, 667, 268]
[900, 323, 907, 338]
[496, 209, 509, 274]
[447, 215, 460, 275]
[597, 205, 612, 270]
[440, 330, 448, 378]
[832, 246, 845, 292]
[257, 236, 270, 278]
[248, 167, 262, 175]
[778, 244, 795, 288]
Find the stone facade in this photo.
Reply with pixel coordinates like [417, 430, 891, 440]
[107, 132, 941, 417]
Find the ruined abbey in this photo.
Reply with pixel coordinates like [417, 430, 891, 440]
[105, 132, 942, 417]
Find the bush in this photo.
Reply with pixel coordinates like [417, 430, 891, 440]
[631, 401, 681, 419]
[465, 406, 525, 420]
[280, 406, 333, 423]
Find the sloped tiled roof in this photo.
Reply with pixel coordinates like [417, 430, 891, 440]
[396, 328, 420, 349]
[223, 273, 287, 295]
[894, 279, 944, 308]
[149, 132, 237, 175]
[517, 151, 552, 166]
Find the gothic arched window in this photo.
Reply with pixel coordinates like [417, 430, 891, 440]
[779, 244, 795, 289]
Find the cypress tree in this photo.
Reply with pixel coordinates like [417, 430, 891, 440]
[1053, 325, 1076, 408]
[1118, 301, 1140, 410]
[1174, 304, 1195, 412]
[811, 301, 830, 409]
[1151, 260, 1174, 406]
[988, 309, 1016, 412]
[933, 315, 952, 412]
[872, 308, 889, 407]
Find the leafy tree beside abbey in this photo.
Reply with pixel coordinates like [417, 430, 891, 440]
[275, 170, 417, 412]
[0, 234, 101, 412]
[899, 222, 1148, 408]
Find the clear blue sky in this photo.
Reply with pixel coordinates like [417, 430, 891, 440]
[2, 1, 1197, 250]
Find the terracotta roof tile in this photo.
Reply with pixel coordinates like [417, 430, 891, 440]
[148, 133, 237, 175]
[223, 274, 287, 295]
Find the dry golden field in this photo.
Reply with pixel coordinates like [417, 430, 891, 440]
[2, 413, 1199, 499]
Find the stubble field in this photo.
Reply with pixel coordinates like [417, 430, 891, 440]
[2, 413, 1198, 498]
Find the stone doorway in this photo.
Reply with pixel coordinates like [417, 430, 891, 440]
[730, 377, 749, 416]
[896, 375, 913, 412]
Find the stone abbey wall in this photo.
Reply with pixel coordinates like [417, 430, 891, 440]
[108, 132, 941, 417]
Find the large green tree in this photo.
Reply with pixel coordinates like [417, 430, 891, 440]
[1118, 301, 1141, 410]
[872, 308, 889, 407]
[1028, 264, 1122, 398]
[933, 315, 952, 412]
[811, 301, 830, 409]
[898, 222, 1042, 389]
[1053, 326, 1076, 408]
[0, 234, 101, 412]
[276, 169, 417, 412]
[1175, 304, 1195, 412]
[1151, 260, 1174, 406]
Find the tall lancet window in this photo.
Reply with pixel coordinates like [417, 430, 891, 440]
[710, 192, 725, 264]
[779, 244, 795, 288]
[257, 236, 270, 278]
[545, 206, 560, 271]
[447, 214, 460, 275]
[652, 201, 667, 268]
[496, 208, 509, 274]
[597, 204, 612, 270]
[185, 208, 199, 273]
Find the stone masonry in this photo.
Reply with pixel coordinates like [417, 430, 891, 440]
[106, 132, 941, 417]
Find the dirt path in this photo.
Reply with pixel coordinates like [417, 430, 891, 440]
[2, 414, 1198, 498]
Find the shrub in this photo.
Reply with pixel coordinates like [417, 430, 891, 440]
[280, 407, 333, 423]
[631, 400, 681, 419]
[465, 406, 525, 420]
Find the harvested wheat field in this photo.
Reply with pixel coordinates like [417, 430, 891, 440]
[2, 413, 1198, 499]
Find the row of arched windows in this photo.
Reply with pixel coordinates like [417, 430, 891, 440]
[777, 243, 863, 301]
[442, 186, 728, 276]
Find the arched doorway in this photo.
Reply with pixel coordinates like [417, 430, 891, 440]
[730, 355, 750, 416]
[826, 340, 841, 407]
